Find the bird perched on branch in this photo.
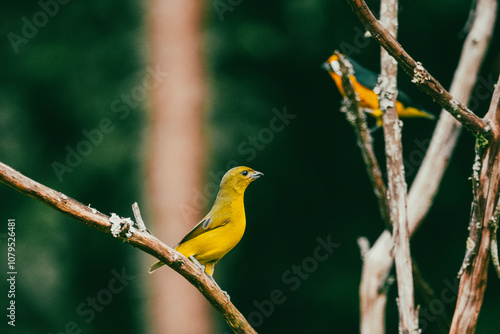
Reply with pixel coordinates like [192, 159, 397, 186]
[149, 166, 263, 282]
[323, 53, 435, 127]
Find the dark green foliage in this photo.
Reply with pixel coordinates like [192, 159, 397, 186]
[1, 0, 500, 333]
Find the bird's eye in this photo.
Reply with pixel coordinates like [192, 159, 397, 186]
[241, 170, 248, 176]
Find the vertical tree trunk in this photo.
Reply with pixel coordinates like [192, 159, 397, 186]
[147, 1, 210, 333]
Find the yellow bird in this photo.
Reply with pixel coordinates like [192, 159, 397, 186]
[323, 54, 435, 127]
[149, 166, 263, 279]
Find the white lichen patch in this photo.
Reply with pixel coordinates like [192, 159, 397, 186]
[375, 75, 397, 113]
[379, 98, 394, 111]
[109, 214, 134, 238]
[472, 153, 481, 181]
[466, 237, 476, 250]
[411, 62, 428, 84]
[341, 97, 359, 126]
[450, 99, 460, 112]
[121, 217, 135, 238]
[110, 213, 122, 237]
[335, 55, 355, 77]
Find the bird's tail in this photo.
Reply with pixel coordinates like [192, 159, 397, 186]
[148, 260, 165, 274]
[400, 106, 435, 120]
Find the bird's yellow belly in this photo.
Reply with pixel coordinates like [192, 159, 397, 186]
[176, 219, 246, 265]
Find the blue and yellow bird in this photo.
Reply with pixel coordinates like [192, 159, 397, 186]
[323, 54, 435, 127]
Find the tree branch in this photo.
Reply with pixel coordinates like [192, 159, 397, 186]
[338, 52, 448, 334]
[450, 74, 500, 333]
[358, 232, 393, 334]
[0, 161, 257, 334]
[345, 0, 491, 137]
[343, 0, 497, 331]
[378, 0, 417, 331]
[408, 0, 497, 234]
[335, 52, 391, 228]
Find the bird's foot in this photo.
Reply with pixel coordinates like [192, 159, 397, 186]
[369, 124, 382, 134]
[189, 255, 206, 272]
[206, 274, 230, 300]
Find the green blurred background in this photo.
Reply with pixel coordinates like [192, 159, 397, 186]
[1, 0, 499, 333]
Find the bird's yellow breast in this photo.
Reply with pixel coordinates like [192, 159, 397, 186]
[176, 199, 247, 265]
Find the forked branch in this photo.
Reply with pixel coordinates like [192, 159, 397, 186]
[345, 0, 491, 137]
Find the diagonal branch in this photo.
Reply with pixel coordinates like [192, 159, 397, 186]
[346, 0, 491, 137]
[0, 161, 257, 334]
[335, 52, 391, 228]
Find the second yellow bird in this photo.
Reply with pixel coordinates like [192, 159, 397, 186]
[149, 166, 263, 278]
[323, 54, 435, 127]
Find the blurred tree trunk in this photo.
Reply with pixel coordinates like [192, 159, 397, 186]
[147, 1, 210, 333]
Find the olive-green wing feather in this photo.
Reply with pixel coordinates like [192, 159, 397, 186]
[148, 217, 231, 274]
[175, 216, 230, 247]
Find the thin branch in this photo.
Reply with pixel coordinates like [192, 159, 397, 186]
[0, 161, 257, 334]
[132, 202, 148, 232]
[340, 51, 448, 333]
[490, 197, 500, 277]
[378, 0, 417, 331]
[450, 75, 500, 333]
[335, 52, 391, 228]
[358, 231, 393, 334]
[412, 262, 451, 333]
[345, 0, 491, 137]
[408, 0, 497, 234]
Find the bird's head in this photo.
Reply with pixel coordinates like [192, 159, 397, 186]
[322, 54, 342, 76]
[220, 166, 263, 195]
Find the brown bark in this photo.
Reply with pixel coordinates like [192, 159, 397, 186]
[343, 0, 497, 332]
[0, 161, 257, 333]
[378, 1, 417, 331]
[450, 76, 500, 333]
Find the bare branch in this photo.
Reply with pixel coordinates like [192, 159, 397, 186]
[359, 231, 393, 334]
[345, 0, 491, 137]
[408, 0, 497, 234]
[0, 161, 257, 334]
[412, 262, 451, 333]
[335, 52, 391, 228]
[339, 51, 445, 334]
[132, 202, 148, 232]
[348, 0, 496, 330]
[491, 197, 500, 277]
[343, 0, 496, 331]
[377, 0, 417, 331]
[450, 74, 500, 333]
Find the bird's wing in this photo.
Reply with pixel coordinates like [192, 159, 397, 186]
[348, 56, 430, 113]
[176, 216, 230, 246]
[346, 56, 379, 90]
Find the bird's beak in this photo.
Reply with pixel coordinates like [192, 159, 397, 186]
[321, 62, 332, 71]
[251, 171, 264, 179]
